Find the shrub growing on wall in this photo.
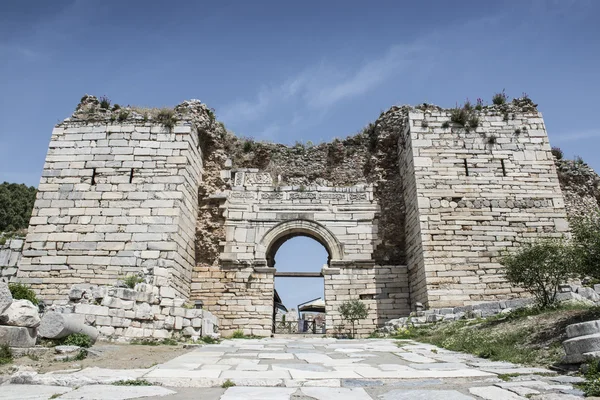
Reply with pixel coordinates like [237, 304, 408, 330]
[502, 238, 576, 308]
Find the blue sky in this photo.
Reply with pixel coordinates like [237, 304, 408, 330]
[1, 1, 599, 310]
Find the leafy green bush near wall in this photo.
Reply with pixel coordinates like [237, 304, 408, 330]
[8, 283, 39, 305]
[0, 182, 37, 232]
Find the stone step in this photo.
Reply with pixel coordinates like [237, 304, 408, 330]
[566, 319, 600, 338]
[563, 332, 600, 363]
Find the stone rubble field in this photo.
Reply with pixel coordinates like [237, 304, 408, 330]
[0, 337, 590, 399]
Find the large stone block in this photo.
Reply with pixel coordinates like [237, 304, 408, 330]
[0, 299, 40, 327]
[563, 333, 600, 363]
[0, 326, 36, 347]
[567, 320, 600, 339]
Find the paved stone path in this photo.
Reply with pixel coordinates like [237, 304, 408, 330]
[1, 338, 586, 399]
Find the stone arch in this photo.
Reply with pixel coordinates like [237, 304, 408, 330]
[256, 219, 344, 268]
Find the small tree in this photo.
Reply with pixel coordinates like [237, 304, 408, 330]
[502, 238, 576, 308]
[571, 213, 600, 280]
[338, 299, 368, 338]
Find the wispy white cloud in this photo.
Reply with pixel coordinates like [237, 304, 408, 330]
[552, 130, 600, 143]
[219, 43, 429, 138]
[0, 44, 42, 60]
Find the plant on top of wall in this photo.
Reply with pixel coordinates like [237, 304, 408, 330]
[551, 147, 563, 160]
[467, 115, 480, 130]
[450, 106, 469, 126]
[99, 95, 111, 110]
[475, 98, 484, 111]
[492, 89, 508, 105]
[155, 108, 177, 130]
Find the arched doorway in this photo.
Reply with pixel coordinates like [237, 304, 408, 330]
[258, 219, 343, 334]
[272, 236, 328, 334]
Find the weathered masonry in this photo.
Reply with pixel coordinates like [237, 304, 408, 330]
[15, 95, 574, 336]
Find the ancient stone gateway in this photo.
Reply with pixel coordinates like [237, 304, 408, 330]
[196, 175, 410, 336]
[14, 95, 573, 338]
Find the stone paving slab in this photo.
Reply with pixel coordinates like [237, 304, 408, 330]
[58, 384, 175, 399]
[379, 389, 476, 400]
[1, 338, 588, 399]
[0, 385, 72, 400]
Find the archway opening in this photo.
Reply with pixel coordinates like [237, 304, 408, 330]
[271, 236, 328, 334]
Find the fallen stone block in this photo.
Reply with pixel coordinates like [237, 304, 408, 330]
[577, 286, 600, 303]
[566, 320, 600, 339]
[38, 312, 99, 342]
[563, 333, 600, 363]
[0, 281, 13, 314]
[0, 325, 36, 347]
[556, 292, 595, 306]
[0, 299, 41, 327]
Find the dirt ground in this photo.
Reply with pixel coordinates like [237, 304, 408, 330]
[0, 342, 192, 375]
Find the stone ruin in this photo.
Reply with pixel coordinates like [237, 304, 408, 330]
[2, 94, 598, 339]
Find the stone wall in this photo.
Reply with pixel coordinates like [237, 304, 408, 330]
[0, 238, 23, 282]
[190, 170, 411, 336]
[324, 265, 410, 337]
[556, 158, 600, 219]
[16, 97, 206, 302]
[49, 271, 218, 341]
[17, 94, 580, 338]
[395, 99, 569, 308]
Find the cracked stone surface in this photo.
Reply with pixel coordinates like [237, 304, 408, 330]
[3, 338, 586, 399]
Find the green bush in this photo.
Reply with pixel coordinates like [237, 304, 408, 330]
[0, 182, 37, 232]
[117, 109, 130, 122]
[61, 333, 92, 348]
[580, 361, 600, 396]
[338, 299, 369, 338]
[551, 147, 563, 160]
[502, 238, 576, 307]
[155, 108, 177, 130]
[450, 107, 469, 126]
[200, 335, 219, 344]
[99, 96, 111, 109]
[571, 213, 600, 280]
[221, 379, 236, 388]
[492, 89, 508, 105]
[0, 344, 12, 365]
[122, 275, 144, 289]
[9, 283, 39, 305]
[231, 329, 245, 338]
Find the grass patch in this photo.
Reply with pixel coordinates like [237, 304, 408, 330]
[579, 361, 600, 396]
[221, 379, 236, 388]
[199, 336, 220, 344]
[113, 379, 153, 386]
[394, 304, 600, 367]
[61, 333, 93, 348]
[230, 330, 262, 339]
